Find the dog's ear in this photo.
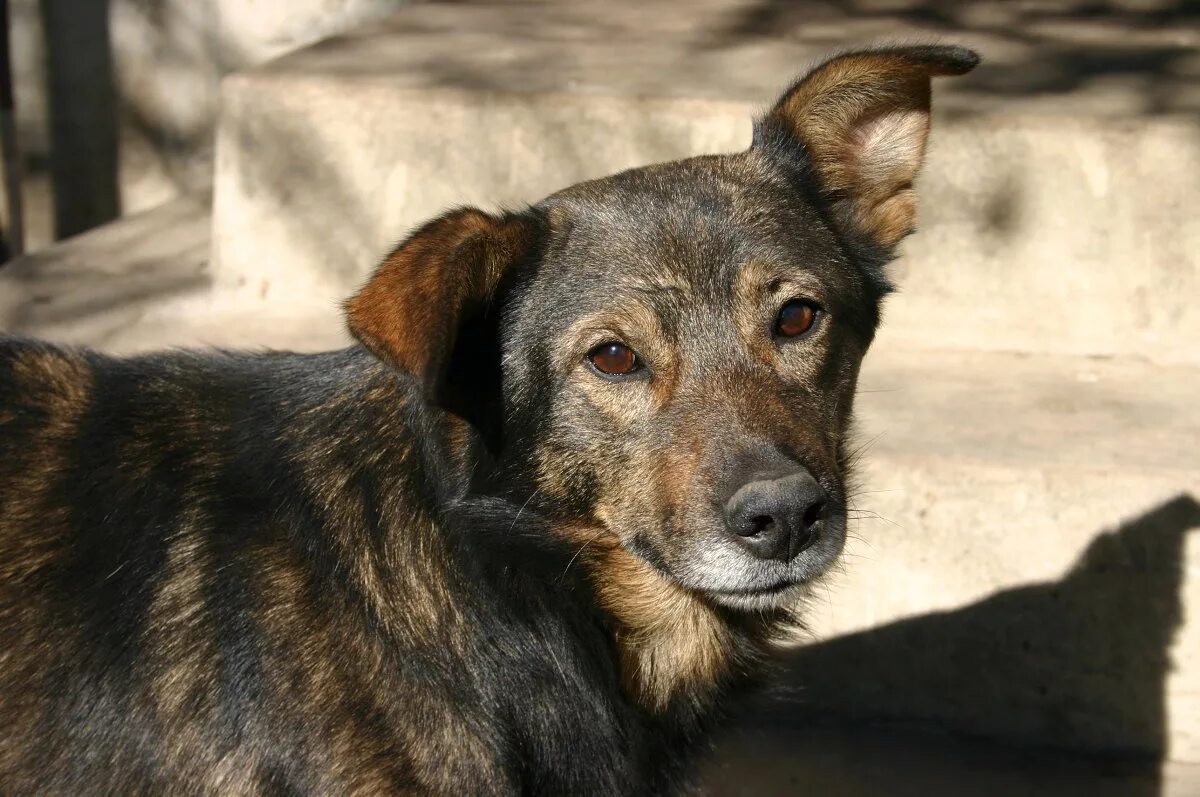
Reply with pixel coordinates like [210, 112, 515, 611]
[345, 207, 534, 398]
[757, 45, 978, 251]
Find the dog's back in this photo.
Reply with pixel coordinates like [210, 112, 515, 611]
[0, 338, 642, 794]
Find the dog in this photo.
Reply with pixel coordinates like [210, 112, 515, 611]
[0, 45, 977, 795]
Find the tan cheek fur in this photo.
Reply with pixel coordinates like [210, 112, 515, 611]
[558, 525, 738, 714]
[542, 350, 742, 712]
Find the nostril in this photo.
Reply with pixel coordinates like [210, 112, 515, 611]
[742, 515, 775, 538]
[802, 500, 826, 530]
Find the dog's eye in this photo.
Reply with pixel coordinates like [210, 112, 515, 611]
[774, 300, 820, 338]
[587, 342, 640, 376]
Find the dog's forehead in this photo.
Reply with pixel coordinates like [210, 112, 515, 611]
[535, 153, 844, 294]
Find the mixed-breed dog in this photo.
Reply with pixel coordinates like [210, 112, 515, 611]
[0, 45, 977, 794]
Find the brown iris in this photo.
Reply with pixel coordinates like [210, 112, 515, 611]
[588, 342, 639, 376]
[775, 300, 819, 338]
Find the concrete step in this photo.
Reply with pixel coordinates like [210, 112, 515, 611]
[210, 0, 1200, 365]
[0, 194, 350, 353]
[5, 205, 1196, 761]
[0, 195, 212, 346]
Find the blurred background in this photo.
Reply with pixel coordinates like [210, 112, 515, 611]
[0, 1, 1197, 793]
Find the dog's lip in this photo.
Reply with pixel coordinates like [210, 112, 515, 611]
[705, 580, 797, 597]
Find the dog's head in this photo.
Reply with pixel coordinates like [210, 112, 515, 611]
[348, 46, 978, 611]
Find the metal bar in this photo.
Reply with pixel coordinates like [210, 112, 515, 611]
[0, 0, 23, 261]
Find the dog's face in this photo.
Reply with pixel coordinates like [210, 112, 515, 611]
[347, 46, 978, 610]
[500, 156, 877, 609]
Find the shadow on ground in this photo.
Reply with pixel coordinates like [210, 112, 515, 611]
[702, 493, 1200, 795]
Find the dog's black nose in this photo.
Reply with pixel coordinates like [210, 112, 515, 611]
[724, 472, 828, 562]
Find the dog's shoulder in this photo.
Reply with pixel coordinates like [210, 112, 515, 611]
[0, 336, 464, 575]
[0, 334, 93, 413]
[0, 335, 419, 437]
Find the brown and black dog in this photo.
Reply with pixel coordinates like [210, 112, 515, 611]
[0, 46, 977, 795]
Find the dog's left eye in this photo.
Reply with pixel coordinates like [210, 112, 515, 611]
[774, 299, 821, 338]
[587, 342, 640, 376]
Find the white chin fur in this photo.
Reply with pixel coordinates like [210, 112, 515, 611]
[705, 584, 804, 612]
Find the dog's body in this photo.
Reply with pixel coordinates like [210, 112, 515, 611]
[0, 47, 977, 794]
[0, 342, 712, 794]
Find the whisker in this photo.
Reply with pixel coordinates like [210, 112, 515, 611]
[508, 489, 540, 534]
[843, 532, 877, 553]
[558, 529, 607, 583]
[843, 431, 887, 466]
[847, 510, 901, 528]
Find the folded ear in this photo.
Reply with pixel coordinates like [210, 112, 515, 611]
[756, 45, 979, 251]
[345, 207, 534, 397]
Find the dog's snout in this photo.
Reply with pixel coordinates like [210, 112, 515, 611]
[723, 472, 828, 562]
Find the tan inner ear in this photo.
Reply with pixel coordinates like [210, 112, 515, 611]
[770, 55, 943, 249]
[842, 104, 931, 247]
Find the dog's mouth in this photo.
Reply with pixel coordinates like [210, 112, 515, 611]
[679, 511, 847, 611]
[702, 579, 806, 611]
[707, 580, 796, 598]
[613, 501, 847, 612]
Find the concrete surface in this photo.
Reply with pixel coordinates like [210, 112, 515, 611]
[0, 195, 211, 344]
[211, 0, 1200, 365]
[0, 194, 349, 353]
[111, 0, 417, 208]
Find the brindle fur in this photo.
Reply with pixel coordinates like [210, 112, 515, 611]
[0, 46, 978, 795]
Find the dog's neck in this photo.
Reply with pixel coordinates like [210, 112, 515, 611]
[571, 532, 780, 717]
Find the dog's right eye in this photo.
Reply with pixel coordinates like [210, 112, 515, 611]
[587, 342, 640, 377]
